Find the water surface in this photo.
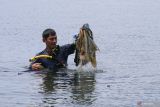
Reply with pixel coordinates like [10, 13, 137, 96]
[0, 0, 160, 107]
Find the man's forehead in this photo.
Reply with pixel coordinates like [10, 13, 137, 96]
[48, 35, 57, 38]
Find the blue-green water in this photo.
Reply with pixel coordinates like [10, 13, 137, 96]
[0, 0, 160, 107]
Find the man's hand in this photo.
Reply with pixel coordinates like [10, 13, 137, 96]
[31, 63, 44, 71]
[73, 34, 79, 43]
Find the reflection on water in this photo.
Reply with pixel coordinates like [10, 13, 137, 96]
[71, 71, 96, 105]
[39, 69, 70, 93]
[37, 69, 96, 106]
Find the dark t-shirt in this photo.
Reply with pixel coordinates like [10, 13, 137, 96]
[30, 44, 75, 70]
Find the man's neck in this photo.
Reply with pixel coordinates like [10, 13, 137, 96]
[46, 47, 56, 55]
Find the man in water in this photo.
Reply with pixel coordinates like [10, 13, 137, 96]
[30, 28, 76, 71]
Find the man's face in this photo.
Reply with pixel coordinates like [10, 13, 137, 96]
[43, 35, 57, 49]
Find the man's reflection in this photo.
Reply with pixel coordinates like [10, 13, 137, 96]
[39, 69, 96, 106]
[40, 72, 56, 93]
[40, 69, 69, 93]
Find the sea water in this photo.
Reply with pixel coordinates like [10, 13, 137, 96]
[0, 0, 160, 107]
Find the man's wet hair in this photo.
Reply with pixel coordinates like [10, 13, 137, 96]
[42, 28, 56, 39]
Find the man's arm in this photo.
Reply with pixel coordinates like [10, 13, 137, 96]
[29, 55, 44, 71]
[65, 43, 76, 55]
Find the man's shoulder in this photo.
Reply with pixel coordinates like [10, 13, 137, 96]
[36, 49, 48, 55]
